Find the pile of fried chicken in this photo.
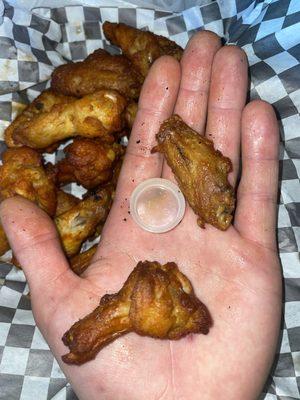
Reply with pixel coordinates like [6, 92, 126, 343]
[0, 22, 183, 272]
[0, 22, 236, 364]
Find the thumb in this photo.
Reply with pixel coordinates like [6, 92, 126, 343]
[0, 196, 78, 301]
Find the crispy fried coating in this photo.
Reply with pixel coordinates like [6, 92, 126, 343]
[4, 90, 75, 149]
[62, 260, 211, 365]
[0, 147, 57, 217]
[56, 190, 80, 217]
[12, 90, 127, 149]
[56, 138, 125, 189]
[51, 49, 143, 99]
[153, 115, 235, 230]
[125, 102, 138, 129]
[103, 22, 183, 77]
[0, 223, 10, 256]
[55, 186, 113, 257]
[69, 244, 97, 275]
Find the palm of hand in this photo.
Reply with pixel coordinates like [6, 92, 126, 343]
[0, 32, 281, 400]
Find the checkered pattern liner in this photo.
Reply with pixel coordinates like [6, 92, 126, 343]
[0, 0, 299, 399]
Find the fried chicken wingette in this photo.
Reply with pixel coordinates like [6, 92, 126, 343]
[12, 90, 127, 149]
[0, 223, 10, 256]
[5, 89, 75, 149]
[0, 147, 57, 217]
[51, 49, 143, 99]
[62, 260, 211, 365]
[56, 190, 80, 217]
[69, 244, 97, 275]
[103, 22, 183, 77]
[153, 115, 235, 230]
[56, 138, 125, 189]
[55, 186, 113, 257]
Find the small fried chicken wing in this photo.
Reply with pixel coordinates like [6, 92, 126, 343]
[5, 89, 75, 149]
[12, 90, 127, 149]
[153, 115, 235, 230]
[103, 22, 183, 77]
[62, 260, 211, 365]
[0, 147, 57, 217]
[55, 186, 113, 257]
[56, 138, 125, 189]
[69, 244, 97, 275]
[55, 190, 80, 217]
[51, 49, 143, 99]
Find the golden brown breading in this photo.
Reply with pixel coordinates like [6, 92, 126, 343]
[5, 90, 75, 148]
[0, 147, 57, 217]
[62, 260, 211, 365]
[55, 190, 80, 217]
[12, 90, 127, 149]
[51, 49, 143, 99]
[69, 244, 97, 275]
[55, 186, 113, 257]
[56, 138, 125, 189]
[153, 115, 235, 230]
[103, 22, 183, 77]
[0, 223, 10, 256]
[124, 102, 138, 129]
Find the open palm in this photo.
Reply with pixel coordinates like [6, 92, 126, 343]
[0, 32, 282, 400]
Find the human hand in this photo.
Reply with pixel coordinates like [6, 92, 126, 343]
[0, 31, 281, 400]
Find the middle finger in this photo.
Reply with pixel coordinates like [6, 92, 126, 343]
[206, 45, 248, 186]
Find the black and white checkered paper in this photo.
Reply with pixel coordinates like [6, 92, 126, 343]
[0, 1, 299, 399]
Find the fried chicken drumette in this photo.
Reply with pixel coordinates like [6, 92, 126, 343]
[0, 147, 57, 217]
[153, 115, 235, 230]
[55, 190, 80, 217]
[62, 260, 211, 365]
[5, 89, 75, 149]
[51, 49, 143, 100]
[55, 138, 125, 189]
[69, 244, 97, 275]
[11, 90, 127, 149]
[55, 186, 113, 257]
[103, 22, 183, 77]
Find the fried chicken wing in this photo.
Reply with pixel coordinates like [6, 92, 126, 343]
[51, 49, 143, 99]
[153, 115, 235, 230]
[0, 147, 57, 217]
[62, 260, 211, 365]
[55, 186, 113, 257]
[5, 90, 75, 149]
[56, 138, 125, 189]
[69, 244, 97, 275]
[0, 223, 10, 256]
[12, 90, 127, 149]
[103, 22, 183, 77]
[56, 190, 80, 217]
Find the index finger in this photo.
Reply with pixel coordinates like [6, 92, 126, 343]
[115, 56, 181, 200]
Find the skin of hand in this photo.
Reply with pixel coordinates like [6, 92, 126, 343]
[0, 31, 281, 400]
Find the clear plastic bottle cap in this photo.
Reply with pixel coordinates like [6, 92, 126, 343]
[130, 178, 186, 233]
